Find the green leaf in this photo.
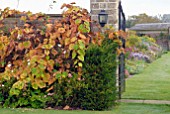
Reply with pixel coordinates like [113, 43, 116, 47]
[31, 68, 37, 75]
[75, 19, 81, 25]
[73, 43, 79, 50]
[78, 24, 88, 33]
[78, 55, 84, 62]
[84, 21, 90, 32]
[56, 73, 61, 79]
[62, 72, 68, 78]
[86, 26, 90, 33]
[39, 64, 46, 70]
[74, 60, 78, 65]
[0, 61, 6, 67]
[12, 81, 25, 90]
[55, 63, 60, 67]
[72, 50, 77, 59]
[46, 56, 50, 60]
[84, 21, 89, 27]
[78, 41, 85, 49]
[9, 88, 20, 96]
[77, 49, 85, 56]
[23, 41, 31, 49]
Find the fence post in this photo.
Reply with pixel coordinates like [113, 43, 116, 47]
[118, 1, 126, 99]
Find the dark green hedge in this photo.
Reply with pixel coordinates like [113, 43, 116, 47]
[78, 38, 118, 110]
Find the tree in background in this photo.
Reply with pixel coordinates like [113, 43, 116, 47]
[126, 13, 162, 28]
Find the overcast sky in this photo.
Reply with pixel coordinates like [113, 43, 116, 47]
[0, 0, 90, 14]
[122, 0, 170, 17]
[0, 0, 170, 17]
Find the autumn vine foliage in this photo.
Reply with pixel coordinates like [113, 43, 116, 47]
[0, 3, 89, 93]
[0, 3, 122, 110]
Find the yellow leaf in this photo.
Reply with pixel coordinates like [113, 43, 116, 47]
[78, 33, 86, 40]
[32, 82, 38, 90]
[64, 38, 70, 46]
[42, 73, 50, 82]
[114, 39, 122, 46]
[20, 73, 27, 79]
[46, 24, 53, 32]
[69, 43, 74, 50]
[36, 79, 46, 88]
[63, 105, 70, 110]
[45, 50, 50, 55]
[46, 86, 54, 92]
[66, 30, 71, 37]
[117, 48, 121, 55]
[58, 28, 65, 34]
[78, 62, 83, 67]
[20, 16, 27, 22]
[48, 77, 56, 85]
[38, 59, 47, 66]
[43, 39, 48, 44]
[18, 42, 24, 50]
[70, 37, 77, 43]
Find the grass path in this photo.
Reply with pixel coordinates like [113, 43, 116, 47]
[122, 52, 170, 100]
[0, 103, 170, 114]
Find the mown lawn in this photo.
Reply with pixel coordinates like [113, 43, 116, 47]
[123, 52, 170, 100]
[0, 103, 170, 114]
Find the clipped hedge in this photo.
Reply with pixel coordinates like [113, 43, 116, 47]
[79, 38, 118, 110]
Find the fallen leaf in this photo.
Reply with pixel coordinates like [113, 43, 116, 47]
[63, 105, 70, 110]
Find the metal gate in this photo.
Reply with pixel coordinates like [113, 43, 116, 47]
[118, 1, 126, 99]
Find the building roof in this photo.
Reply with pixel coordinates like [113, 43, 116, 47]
[162, 14, 170, 23]
[130, 23, 170, 31]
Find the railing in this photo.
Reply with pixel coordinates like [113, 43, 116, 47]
[118, 1, 126, 99]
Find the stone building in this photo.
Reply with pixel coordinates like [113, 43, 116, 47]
[130, 23, 170, 51]
[90, 0, 120, 29]
[130, 23, 170, 36]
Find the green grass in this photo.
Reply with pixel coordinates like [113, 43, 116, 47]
[123, 52, 170, 100]
[0, 103, 170, 114]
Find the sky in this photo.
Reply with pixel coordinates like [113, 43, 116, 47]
[122, 0, 170, 18]
[0, 0, 90, 14]
[0, 0, 170, 18]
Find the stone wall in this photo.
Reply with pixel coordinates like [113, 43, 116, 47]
[0, 14, 62, 34]
[90, 0, 119, 29]
[2, 0, 120, 31]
